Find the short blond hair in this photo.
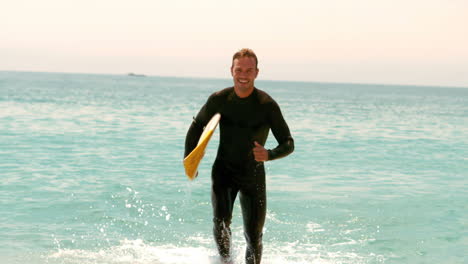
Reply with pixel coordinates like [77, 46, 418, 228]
[232, 48, 258, 69]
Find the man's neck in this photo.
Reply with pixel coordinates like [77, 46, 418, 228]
[234, 86, 254, 98]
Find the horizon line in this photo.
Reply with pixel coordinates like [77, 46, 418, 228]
[1, 69, 467, 90]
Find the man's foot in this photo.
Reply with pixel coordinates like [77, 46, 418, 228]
[221, 256, 234, 264]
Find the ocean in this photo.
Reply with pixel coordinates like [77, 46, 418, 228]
[0, 71, 467, 264]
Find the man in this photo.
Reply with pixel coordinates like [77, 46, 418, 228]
[184, 48, 294, 264]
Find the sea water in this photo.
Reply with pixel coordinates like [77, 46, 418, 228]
[0, 71, 467, 264]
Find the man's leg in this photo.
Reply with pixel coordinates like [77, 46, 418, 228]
[239, 165, 267, 264]
[212, 162, 239, 263]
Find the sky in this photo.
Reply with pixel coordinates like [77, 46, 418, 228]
[1, 0, 467, 87]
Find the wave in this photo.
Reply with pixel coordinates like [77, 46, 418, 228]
[45, 238, 378, 264]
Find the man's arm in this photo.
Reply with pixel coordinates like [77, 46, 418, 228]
[267, 138, 294, 160]
[184, 94, 218, 158]
[184, 117, 204, 158]
[267, 100, 294, 161]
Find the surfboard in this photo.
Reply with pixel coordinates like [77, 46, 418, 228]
[183, 113, 221, 180]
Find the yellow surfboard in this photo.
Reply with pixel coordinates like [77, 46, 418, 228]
[183, 113, 221, 180]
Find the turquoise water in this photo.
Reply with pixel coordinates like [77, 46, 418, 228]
[0, 71, 467, 264]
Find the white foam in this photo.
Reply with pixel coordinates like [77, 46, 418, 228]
[307, 222, 325, 233]
[48, 239, 214, 264]
[46, 238, 374, 264]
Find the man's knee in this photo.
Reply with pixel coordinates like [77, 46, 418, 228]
[213, 217, 231, 231]
[244, 230, 263, 247]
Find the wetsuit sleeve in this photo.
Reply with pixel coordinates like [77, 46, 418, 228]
[184, 94, 218, 158]
[267, 101, 294, 161]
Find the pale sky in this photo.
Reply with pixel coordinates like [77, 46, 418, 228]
[1, 0, 467, 87]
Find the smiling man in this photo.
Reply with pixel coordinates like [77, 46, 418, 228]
[184, 48, 294, 264]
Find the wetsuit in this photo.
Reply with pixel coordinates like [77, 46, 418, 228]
[184, 87, 294, 264]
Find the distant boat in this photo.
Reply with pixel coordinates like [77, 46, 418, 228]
[128, 73, 146, 77]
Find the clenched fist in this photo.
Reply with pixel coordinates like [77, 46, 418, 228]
[253, 141, 269, 162]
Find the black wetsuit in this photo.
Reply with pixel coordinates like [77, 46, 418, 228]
[184, 87, 294, 264]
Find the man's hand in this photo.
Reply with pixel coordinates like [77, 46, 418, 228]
[253, 141, 269, 162]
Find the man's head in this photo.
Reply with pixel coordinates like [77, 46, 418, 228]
[231, 48, 259, 97]
[231, 48, 258, 69]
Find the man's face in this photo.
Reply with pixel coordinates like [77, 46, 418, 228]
[231, 57, 259, 92]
